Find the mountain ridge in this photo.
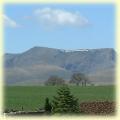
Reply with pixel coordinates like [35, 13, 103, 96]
[4, 46, 116, 85]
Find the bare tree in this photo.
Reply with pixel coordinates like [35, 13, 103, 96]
[70, 73, 89, 86]
[45, 76, 65, 86]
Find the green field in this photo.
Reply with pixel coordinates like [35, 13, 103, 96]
[4, 85, 115, 111]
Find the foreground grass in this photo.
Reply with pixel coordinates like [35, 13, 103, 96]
[4, 85, 115, 111]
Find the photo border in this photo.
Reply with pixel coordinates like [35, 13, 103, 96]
[0, 0, 119, 120]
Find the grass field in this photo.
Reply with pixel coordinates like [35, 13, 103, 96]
[4, 85, 115, 111]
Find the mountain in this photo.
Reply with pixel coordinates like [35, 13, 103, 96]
[4, 47, 116, 85]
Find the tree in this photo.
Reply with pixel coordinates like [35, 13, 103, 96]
[70, 73, 88, 86]
[45, 76, 65, 86]
[52, 85, 79, 114]
[44, 97, 52, 113]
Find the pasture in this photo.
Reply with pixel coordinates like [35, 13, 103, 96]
[4, 85, 115, 111]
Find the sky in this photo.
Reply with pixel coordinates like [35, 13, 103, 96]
[4, 4, 115, 53]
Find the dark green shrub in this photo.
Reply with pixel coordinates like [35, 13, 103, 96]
[44, 97, 52, 113]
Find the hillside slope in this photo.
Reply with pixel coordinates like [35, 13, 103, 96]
[4, 47, 116, 85]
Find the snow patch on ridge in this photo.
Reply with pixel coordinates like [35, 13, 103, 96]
[60, 49, 89, 52]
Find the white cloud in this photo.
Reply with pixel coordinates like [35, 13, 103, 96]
[34, 8, 89, 28]
[3, 14, 21, 28]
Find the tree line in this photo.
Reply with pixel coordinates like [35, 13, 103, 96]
[45, 73, 93, 86]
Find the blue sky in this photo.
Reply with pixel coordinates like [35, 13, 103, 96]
[4, 4, 115, 53]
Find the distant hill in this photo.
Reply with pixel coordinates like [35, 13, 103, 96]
[4, 47, 116, 85]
